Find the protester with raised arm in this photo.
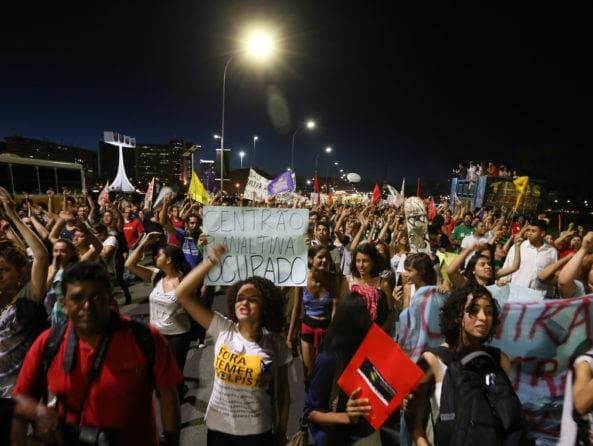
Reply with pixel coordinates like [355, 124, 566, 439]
[0, 186, 48, 397]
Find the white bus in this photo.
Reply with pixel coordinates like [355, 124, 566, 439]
[0, 153, 86, 196]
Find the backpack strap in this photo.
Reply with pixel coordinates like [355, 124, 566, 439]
[41, 322, 69, 374]
[482, 345, 501, 365]
[130, 320, 159, 398]
[425, 346, 456, 366]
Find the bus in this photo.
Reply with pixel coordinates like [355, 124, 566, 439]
[0, 153, 86, 197]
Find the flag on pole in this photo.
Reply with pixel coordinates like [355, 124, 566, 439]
[427, 196, 437, 220]
[144, 177, 155, 210]
[512, 176, 529, 211]
[268, 171, 295, 197]
[188, 170, 211, 204]
[371, 183, 381, 204]
[98, 182, 110, 206]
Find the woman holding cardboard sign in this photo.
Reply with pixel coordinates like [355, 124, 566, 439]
[176, 243, 291, 446]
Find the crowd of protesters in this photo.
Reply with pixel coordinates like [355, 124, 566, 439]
[1, 182, 593, 446]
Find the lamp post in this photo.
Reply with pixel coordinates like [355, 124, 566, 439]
[239, 150, 245, 168]
[217, 28, 276, 192]
[253, 135, 258, 165]
[290, 119, 316, 172]
[326, 161, 339, 192]
[314, 146, 332, 173]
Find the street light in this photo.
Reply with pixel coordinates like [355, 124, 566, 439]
[326, 161, 339, 191]
[217, 26, 277, 192]
[315, 146, 332, 173]
[253, 135, 258, 164]
[239, 150, 246, 168]
[290, 119, 316, 172]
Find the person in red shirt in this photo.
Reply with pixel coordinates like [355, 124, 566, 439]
[12, 262, 181, 446]
[122, 206, 144, 250]
[511, 215, 526, 236]
[167, 204, 185, 247]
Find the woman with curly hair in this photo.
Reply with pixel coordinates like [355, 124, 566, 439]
[341, 242, 391, 332]
[176, 244, 291, 446]
[400, 252, 437, 309]
[405, 283, 515, 446]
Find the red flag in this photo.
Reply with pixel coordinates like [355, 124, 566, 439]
[371, 183, 381, 204]
[314, 173, 320, 205]
[327, 192, 333, 205]
[416, 177, 421, 197]
[557, 213, 562, 234]
[428, 196, 437, 220]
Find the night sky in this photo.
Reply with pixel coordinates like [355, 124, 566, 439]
[1, 2, 591, 192]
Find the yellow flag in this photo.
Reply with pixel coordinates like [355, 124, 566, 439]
[188, 170, 211, 204]
[512, 176, 529, 211]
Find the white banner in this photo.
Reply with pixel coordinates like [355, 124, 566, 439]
[243, 168, 270, 202]
[203, 206, 309, 286]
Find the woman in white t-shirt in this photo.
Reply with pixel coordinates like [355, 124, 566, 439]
[125, 232, 192, 386]
[176, 244, 291, 446]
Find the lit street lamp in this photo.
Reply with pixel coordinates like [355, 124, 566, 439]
[290, 119, 316, 172]
[314, 146, 332, 173]
[253, 135, 258, 165]
[239, 150, 246, 168]
[217, 27, 277, 192]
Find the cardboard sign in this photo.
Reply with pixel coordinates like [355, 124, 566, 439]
[203, 206, 309, 286]
[338, 323, 423, 430]
[243, 168, 270, 202]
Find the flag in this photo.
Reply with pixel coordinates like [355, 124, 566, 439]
[416, 177, 421, 197]
[557, 213, 562, 234]
[267, 171, 295, 197]
[427, 196, 437, 220]
[327, 192, 333, 205]
[98, 182, 110, 206]
[371, 183, 381, 204]
[144, 177, 155, 210]
[188, 170, 211, 204]
[512, 176, 529, 211]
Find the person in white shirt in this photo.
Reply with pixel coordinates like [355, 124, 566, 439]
[502, 220, 558, 297]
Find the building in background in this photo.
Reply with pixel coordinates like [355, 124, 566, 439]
[1, 135, 97, 184]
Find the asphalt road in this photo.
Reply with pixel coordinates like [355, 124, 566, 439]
[118, 281, 306, 445]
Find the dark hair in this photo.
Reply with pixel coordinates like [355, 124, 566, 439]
[322, 292, 372, 363]
[308, 245, 336, 270]
[152, 245, 191, 285]
[53, 238, 80, 265]
[531, 219, 548, 232]
[373, 241, 391, 270]
[464, 253, 495, 286]
[316, 220, 330, 231]
[226, 276, 285, 333]
[403, 253, 437, 285]
[62, 261, 112, 297]
[92, 223, 108, 234]
[463, 211, 473, 218]
[0, 239, 29, 276]
[350, 242, 383, 278]
[439, 283, 500, 349]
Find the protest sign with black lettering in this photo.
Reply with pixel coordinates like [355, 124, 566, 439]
[203, 206, 309, 286]
[243, 168, 270, 202]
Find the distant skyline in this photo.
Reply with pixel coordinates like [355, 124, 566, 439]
[1, 2, 591, 192]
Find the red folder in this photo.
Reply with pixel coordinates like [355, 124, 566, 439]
[337, 323, 423, 430]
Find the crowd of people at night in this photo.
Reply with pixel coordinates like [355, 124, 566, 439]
[1, 182, 592, 446]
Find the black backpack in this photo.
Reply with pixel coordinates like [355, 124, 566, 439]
[428, 346, 526, 446]
[41, 319, 157, 394]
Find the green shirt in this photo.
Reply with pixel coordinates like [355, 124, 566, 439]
[452, 223, 474, 245]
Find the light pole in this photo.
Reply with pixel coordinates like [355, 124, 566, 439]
[291, 119, 316, 172]
[217, 28, 276, 192]
[326, 161, 339, 192]
[253, 135, 258, 165]
[314, 146, 332, 173]
[239, 150, 245, 168]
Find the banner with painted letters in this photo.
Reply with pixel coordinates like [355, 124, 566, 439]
[202, 206, 309, 287]
[243, 168, 270, 202]
[398, 285, 593, 446]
